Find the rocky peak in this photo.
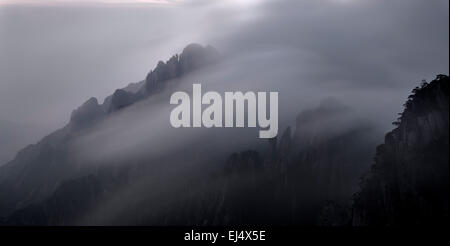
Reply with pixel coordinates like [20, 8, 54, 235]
[352, 75, 449, 226]
[69, 97, 103, 130]
[144, 43, 220, 94]
[69, 44, 220, 127]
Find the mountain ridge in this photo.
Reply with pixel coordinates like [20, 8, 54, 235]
[0, 43, 220, 217]
[70, 43, 220, 131]
[352, 74, 449, 226]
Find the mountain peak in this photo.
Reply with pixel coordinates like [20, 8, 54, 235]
[69, 44, 220, 129]
[144, 43, 220, 93]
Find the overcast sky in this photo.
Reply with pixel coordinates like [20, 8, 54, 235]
[0, 0, 448, 164]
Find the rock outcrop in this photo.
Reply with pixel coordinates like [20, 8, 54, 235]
[70, 97, 104, 130]
[144, 44, 219, 94]
[352, 75, 449, 226]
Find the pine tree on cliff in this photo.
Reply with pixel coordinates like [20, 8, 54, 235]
[352, 74, 449, 226]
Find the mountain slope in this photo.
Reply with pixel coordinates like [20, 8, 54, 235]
[1, 44, 447, 225]
[0, 44, 220, 218]
[352, 75, 449, 226]
[1, 99, 380, 225]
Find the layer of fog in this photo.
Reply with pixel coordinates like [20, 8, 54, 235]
[1, 0, 448, 224]
[67, 0, 449, 224]
[0, 0, 448, 165]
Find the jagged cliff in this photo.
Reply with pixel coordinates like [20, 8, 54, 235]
[70, 43, 219, 129]
[0, 44, 220, 219]
[352, 75, 449, 226]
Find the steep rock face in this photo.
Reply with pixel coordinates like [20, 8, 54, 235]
[352, 75, 449, 226]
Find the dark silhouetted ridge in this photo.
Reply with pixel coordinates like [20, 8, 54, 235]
[352, 74, 449, 226]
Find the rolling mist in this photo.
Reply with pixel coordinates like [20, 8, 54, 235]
[1, 0, 448, 164]
[0, 0, 448, 226]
